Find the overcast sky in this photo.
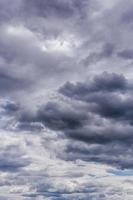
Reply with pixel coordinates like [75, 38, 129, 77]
[0, 0, 133, 199]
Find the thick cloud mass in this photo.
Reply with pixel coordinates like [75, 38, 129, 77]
[59, 72, 133, 121]
[59, 72, 128, 94]
[0, 0, 133, 199]
[16, 72, 133, 169]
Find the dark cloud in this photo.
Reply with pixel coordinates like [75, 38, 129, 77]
[0, 73, 29, 94]
[0, 0, 133, 199]
[0, 145, 30, 172]
[82, 43, 115, 66]
[22, 0, 89, 20]
[16, 72, 133, 169]
[16, 122, 44, 132]
[0, 0, 21, 23]
[65, 126, 133, 145]
[59, 72, 128, 97]
[0, 99, 19, 115]
[65, 141, 133, 169]
[59, 72, 133, 121]
[19, 102, 88, 132]
[22, 0, 74, 18]
[121, 8, 133, 24]
[36, 102, 88, 131]
[118, 49, 133, 59]
[91, 95, 133, 121]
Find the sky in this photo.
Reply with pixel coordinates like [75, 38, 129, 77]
[0, 0, 133, 199]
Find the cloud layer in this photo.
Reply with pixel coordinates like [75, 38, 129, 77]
[0, 0, 133, 199]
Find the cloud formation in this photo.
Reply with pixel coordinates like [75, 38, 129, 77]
[14, 72, 133, 170]
[0, 0, 133, 199]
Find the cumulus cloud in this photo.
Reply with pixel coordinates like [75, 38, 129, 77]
[13, 72, 133, 170]
[0, 0, 133, 199]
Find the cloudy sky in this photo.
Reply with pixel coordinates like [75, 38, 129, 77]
[0, 0, 133, 199]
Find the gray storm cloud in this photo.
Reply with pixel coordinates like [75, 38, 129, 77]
[0, 0, 133, 200]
